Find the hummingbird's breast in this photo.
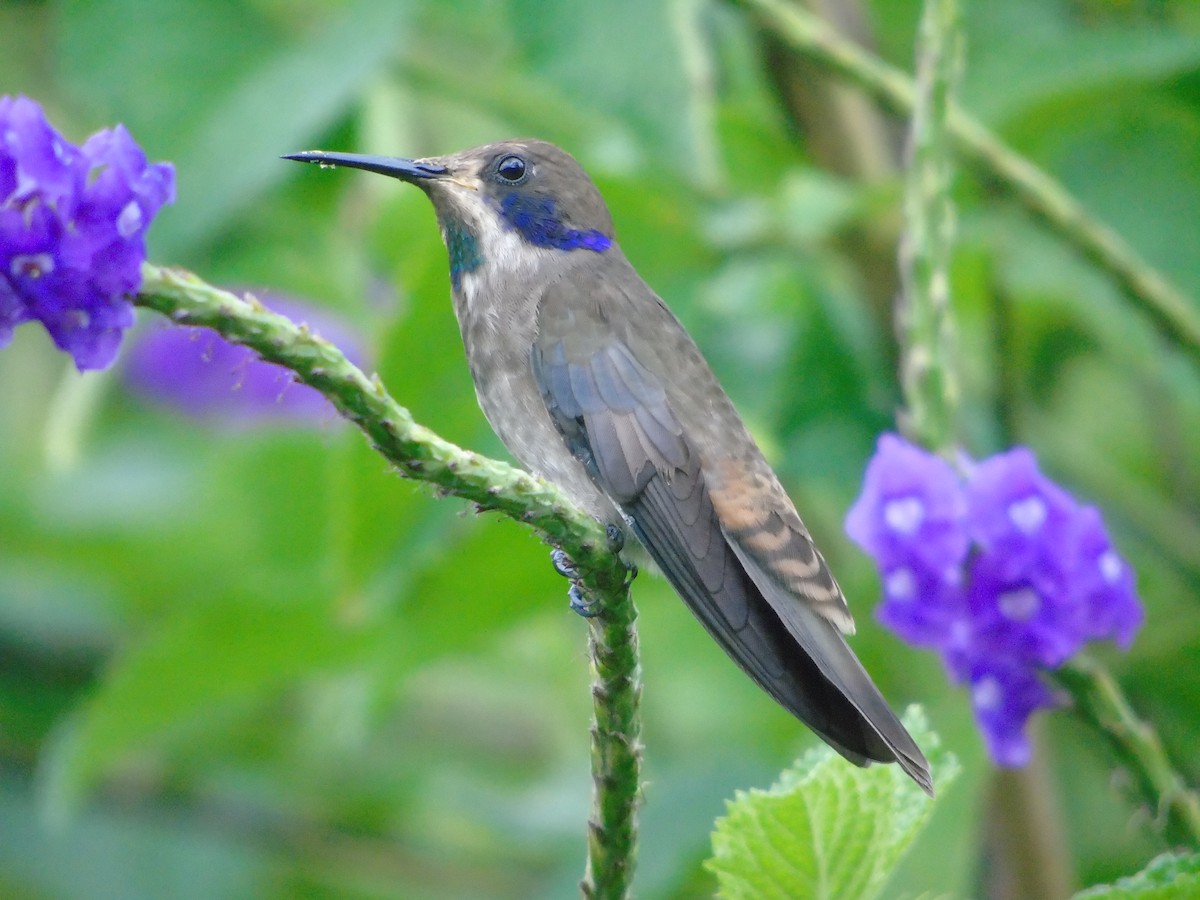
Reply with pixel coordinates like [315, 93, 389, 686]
[451, 244, 621, 525]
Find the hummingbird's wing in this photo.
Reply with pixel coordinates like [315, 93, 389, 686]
[531, 270, 932, 794]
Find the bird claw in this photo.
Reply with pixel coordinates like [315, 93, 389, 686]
[569, 584, 602, 618]
[605, 523, 625, 553]
[550, 548, 578, 580]
[552, 548, 599, 616]
[553, 534, 627, 617]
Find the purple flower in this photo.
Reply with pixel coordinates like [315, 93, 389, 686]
[122, 294, 366, 426]
[875, 560, 966, 649]
[0, 95, 174, 370]
[965, 547, 1084, 668]
[846, 434, 1142, 767]
[965, 448, 1080, 577]
[845, 433, 969, 573]
[962, 659, 1061, 767]
[846, 434, 971, 648]
[1073, 506, 1142, 648]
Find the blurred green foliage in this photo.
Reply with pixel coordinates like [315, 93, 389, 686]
[1, 0, 1198, 896]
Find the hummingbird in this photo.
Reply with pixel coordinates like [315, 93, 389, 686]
[285, 140, 932, 794]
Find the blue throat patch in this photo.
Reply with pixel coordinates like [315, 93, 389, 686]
[499, 193, 611, 253]
[442, 217, 482, 291]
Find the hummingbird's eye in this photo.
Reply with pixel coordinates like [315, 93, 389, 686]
[495, 154, 528, 184]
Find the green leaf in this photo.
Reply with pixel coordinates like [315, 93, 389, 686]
[706, 707, 959, 900]
[1074, 852, 1200, 899]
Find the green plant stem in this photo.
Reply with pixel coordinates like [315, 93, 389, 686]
[1051, 657, 1200, 848]
[896, 0, 961, 452]
[582, 592, 642, 899]
[981, 744, 1075, 898]
[732, 0, 1200, 367]
[135, 263, 642, 899]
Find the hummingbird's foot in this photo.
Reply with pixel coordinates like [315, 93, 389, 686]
[604, 523, 638, 587]
[550, 547, 578, 580]
[623, 562, 638, 589]
[552, 548, 599, 616]
[568, 584, 602, 618]
[605, 523, 625, 553]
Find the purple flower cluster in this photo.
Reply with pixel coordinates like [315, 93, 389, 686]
[0, 96, 174, 370]
[846, 434, 1142, 766]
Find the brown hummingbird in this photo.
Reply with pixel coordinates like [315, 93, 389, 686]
[286, 140, 932, 794]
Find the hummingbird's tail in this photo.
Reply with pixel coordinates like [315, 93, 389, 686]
[728, 536, 934, 794]
[626, 457, 934, 795]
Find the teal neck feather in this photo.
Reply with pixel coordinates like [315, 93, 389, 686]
[441, 216, 482, 291]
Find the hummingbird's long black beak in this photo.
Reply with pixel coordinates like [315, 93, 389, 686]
[282, 151, 448, 182]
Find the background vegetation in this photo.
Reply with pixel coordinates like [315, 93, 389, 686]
[1, 0, 1198, 896]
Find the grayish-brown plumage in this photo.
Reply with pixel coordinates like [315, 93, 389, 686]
[285, 140, 933, 794]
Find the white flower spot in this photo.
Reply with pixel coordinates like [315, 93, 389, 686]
[973, 676, 1002, 711]
[1008, 495, 1047, 534]
[13, 164, 37, 199]
[10, 253, 54, 279]
[948, 618, 971, 648]
[885, 568, 916, 601]
[1099, 551, 1122, 585]
[884, 496, 925, 536]
[998, 587, 1040, 622]
[117, 200, 143, 239]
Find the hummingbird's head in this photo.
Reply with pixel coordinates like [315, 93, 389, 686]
[285, 140, 615, 290]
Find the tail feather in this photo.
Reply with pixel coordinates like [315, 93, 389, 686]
[627, 463, 933, 795]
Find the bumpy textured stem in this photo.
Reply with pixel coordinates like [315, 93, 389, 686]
[135, 263, 642, 897]
[732, 0, 1200, 366]
[582, 588, 642, 899]
[1052, 657, 1200, 848]
[896, 0, 961, 452]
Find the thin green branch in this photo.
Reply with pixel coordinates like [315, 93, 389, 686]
[582, 592, 642, 899]
[896, 0, 961, 452]
[732, 0, 1200, 366]
[135, 263, 642, 898]
[1051, 657, 1200, 848]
